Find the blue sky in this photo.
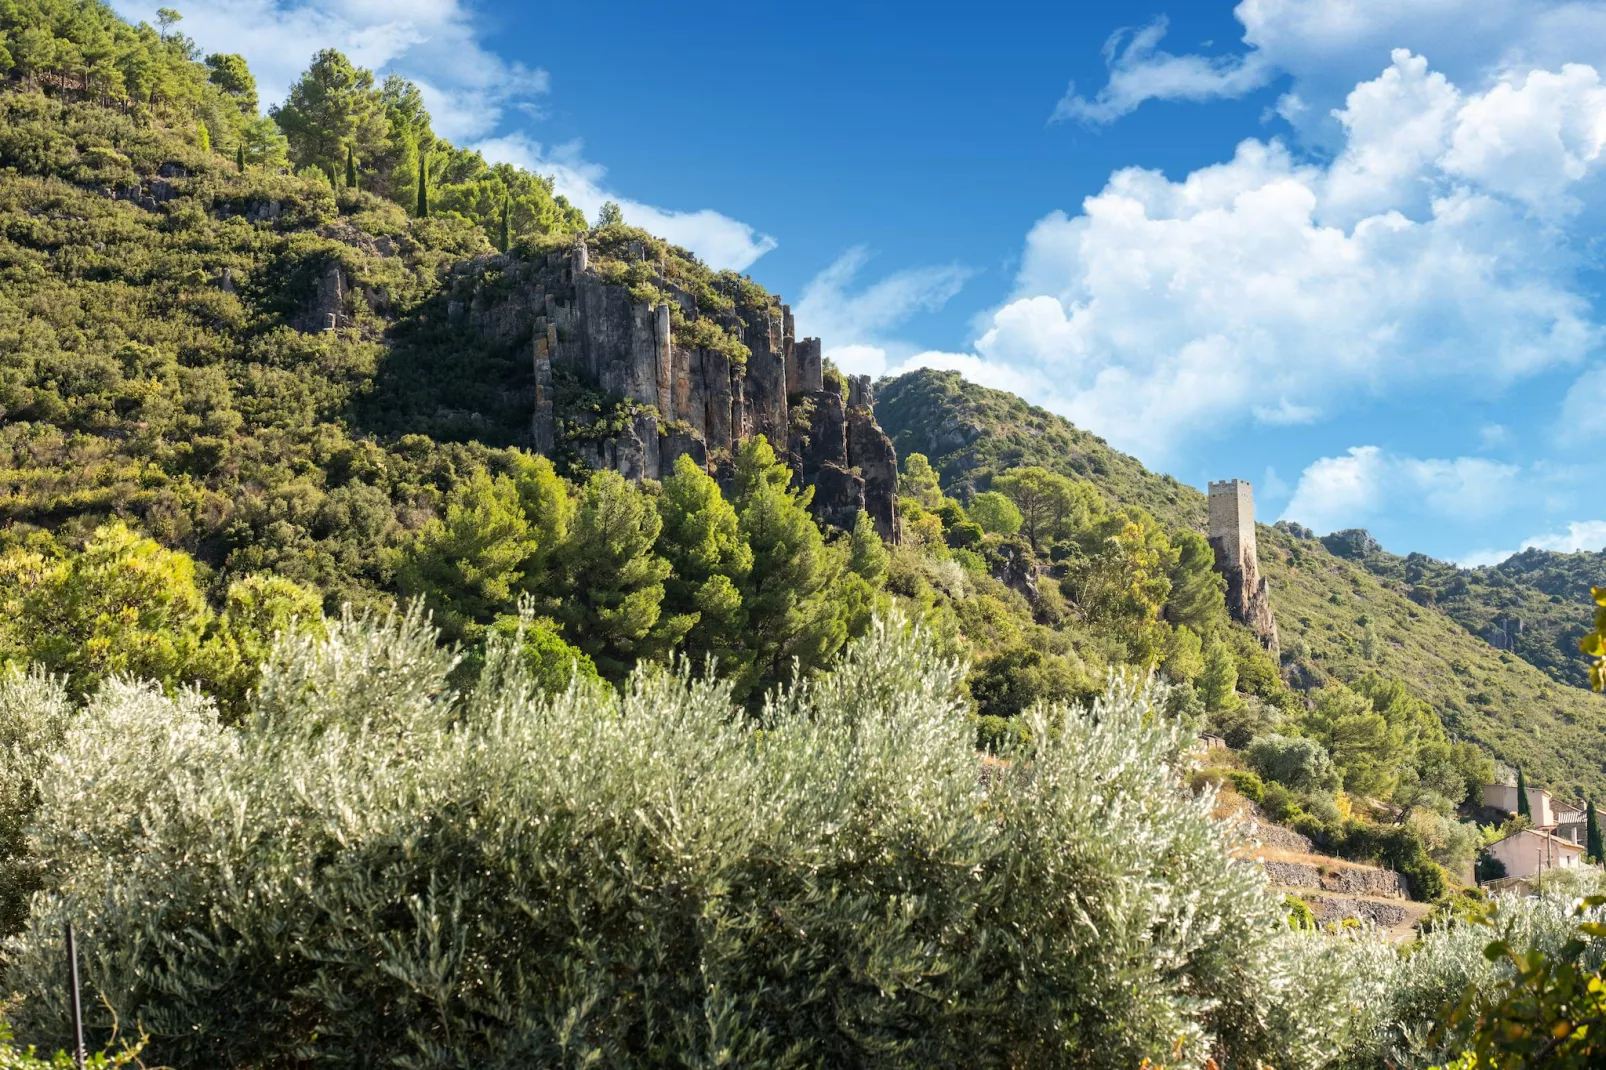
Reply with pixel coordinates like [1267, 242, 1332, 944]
[116, 0, 1606, 566]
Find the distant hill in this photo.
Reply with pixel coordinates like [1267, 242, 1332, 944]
[873, 369, 1205, 528]
[1318, 537, 1606, 695]
[875, 368, 1606, 800]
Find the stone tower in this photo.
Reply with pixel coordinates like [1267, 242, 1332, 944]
[1208, 480, 1279, 655]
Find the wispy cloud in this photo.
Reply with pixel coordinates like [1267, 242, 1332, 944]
[1052, 17, 1274, 125]
[792, 247, 970, 376]
[474, 135, 776, 272]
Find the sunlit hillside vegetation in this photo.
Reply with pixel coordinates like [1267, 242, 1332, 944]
[877, 369, 1606, 800]
[4, 4, 1606, 1067]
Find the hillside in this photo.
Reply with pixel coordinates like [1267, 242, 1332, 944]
[1259, 526, 1606, 802]
[3, 0, 1604, 804]
[1318, 535, 1606, 694]
[875, 369, 1606, 799]
[873, 368, 1206, 528]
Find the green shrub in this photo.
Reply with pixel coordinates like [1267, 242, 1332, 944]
[1297, 818, 1448, 902]
[1262, 781, 1301, 822]
[1292, 811, 1332, 843]
[1229, 769, 1266, 803]
[972, 712, 1027, 752]
[1246, 733, 1341, 793]
[1189, 765, 1264, 803]
[5, 611, 1296, 1068]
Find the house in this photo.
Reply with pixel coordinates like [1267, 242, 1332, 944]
[1485, 826, 1585, 882]
[1555, 820, 1588, 847]
[1552, 801, 1586, 826]
[1482, 781, 1554, 828]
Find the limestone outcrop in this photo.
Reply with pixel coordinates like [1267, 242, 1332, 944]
[1484, 613, 1523, 652]
[456, 237, 900, 542]
[293, 261, 355, 333]
[1208, 479, 1279, 655]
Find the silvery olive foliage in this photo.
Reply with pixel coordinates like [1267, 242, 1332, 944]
[0, 668, 72, 940]
[12, 607, 1594, 1069]
[1263, 884, 1606, 1070]
[2, 606, 1305, 1069]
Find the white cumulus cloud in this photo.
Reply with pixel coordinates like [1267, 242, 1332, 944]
[1281, 446, 1523, 534]
[939, 51, 1606, 461]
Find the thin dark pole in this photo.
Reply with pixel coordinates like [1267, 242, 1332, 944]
[65, 922, 84, 1070]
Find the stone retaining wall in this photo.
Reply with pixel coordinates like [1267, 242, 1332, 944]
[1238, 820, 1313, 854]
[1262, 858, 1408, 899]
[1303, 894, 1409, 929]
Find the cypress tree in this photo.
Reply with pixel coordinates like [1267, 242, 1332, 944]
[1588, 798, 1603, 864]
[498, 199, 510, 253]
[1517, 768, 1532, 821]
[236, 144, 244, 173]
[345, 144, 356, 189]
[416, 153, 428, 217]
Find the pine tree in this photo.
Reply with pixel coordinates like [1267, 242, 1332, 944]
[416, 152, 428, 217]
[847, 509, 889, 587]
[394, 471, 539, 641]
[235, 144, 244, 173]
[498, 198, 511, 253]
[1517, 767, 1532, 821]
[656, 454, 752, 683]
[1588, 798, 1603, 864]
[1166, 529, 1227, 634]
[548, 470, 682, 679]
[345, 144, 356, 188]
[839, 511, 890, 642]
[271, 49, 388, 177]
[734, 436, 846, 687]
[898, 453, 943, 509]
[506, 451, 572, 587]
[1198, 635, 1240, 713]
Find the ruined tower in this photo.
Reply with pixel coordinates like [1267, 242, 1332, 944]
[1208, 480, 1279, 655]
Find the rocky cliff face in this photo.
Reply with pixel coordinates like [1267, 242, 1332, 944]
[451, 236, 900, 542]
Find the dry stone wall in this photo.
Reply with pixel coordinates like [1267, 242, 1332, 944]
[1304, 894, 1409, 929]
[1261, 859, 1408, 899]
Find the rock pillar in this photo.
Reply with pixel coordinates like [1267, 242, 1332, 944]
[654, 302, 672, 418]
